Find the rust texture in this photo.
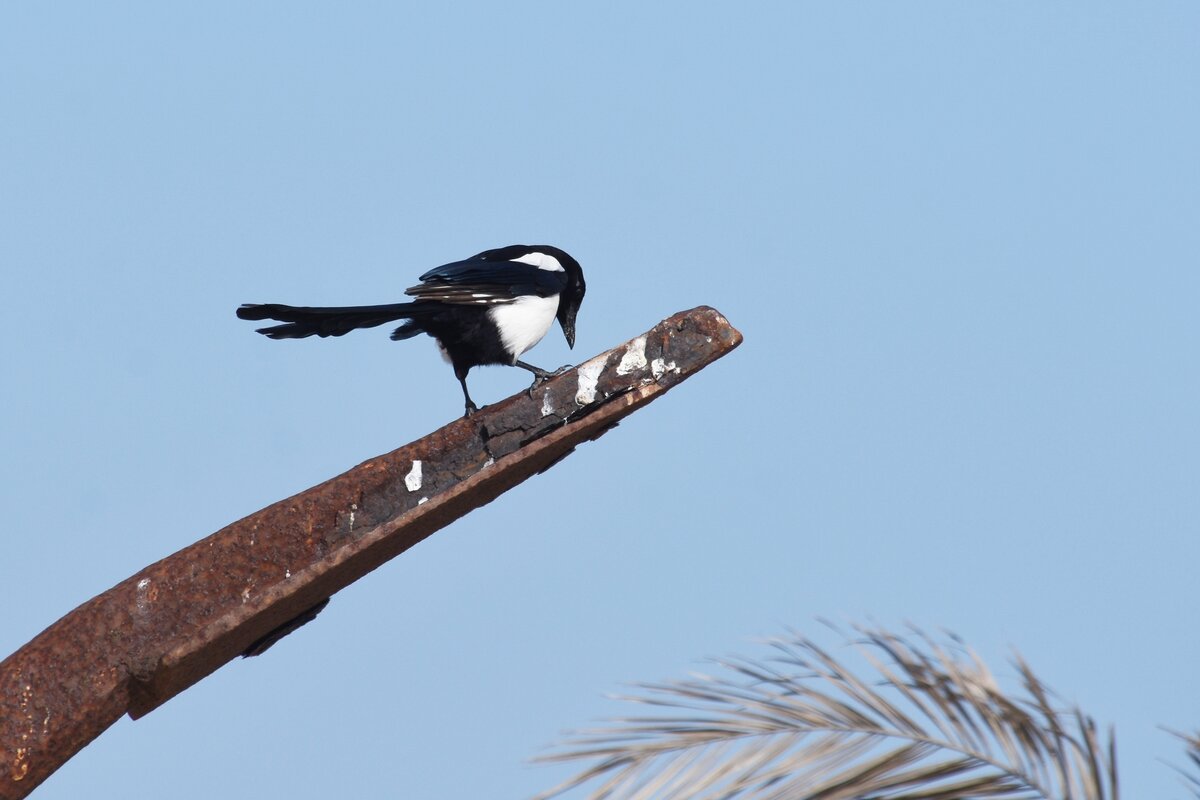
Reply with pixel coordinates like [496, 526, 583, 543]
[0, 306, 742, 799]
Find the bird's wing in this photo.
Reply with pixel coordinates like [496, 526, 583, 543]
[406, 258, 566, 305]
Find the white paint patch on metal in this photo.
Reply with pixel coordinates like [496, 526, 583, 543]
[405, 460, 423, 492]
[651, 358, 679, 380]
[135, 578, 152, 613]
[575, 357, 606, 405]
[616, 336, 648, 375]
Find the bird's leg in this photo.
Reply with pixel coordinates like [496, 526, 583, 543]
[514, 360, 574, 398]
[456, 367, 479, 417]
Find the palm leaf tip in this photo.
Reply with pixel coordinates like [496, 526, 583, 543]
[532, 623, 1117, 800]
[1165, 728, 1200, 796]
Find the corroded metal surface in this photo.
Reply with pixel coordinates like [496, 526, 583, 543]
[0, 306, 741, 799]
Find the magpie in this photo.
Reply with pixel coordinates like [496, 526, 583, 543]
[237, 244, 586, 416]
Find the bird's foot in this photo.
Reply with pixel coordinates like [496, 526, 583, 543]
[463, 400, 480, 418]
[525, 366, 575, 397]
[522, 366, 553, 380]
[515, 361, 576, 398]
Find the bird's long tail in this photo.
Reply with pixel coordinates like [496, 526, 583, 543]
[236, 302, 426, 340]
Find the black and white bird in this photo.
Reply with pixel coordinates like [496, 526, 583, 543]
[237, 244, 586, 416]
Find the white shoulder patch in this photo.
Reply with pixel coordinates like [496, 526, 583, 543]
[510, 251, 564, 272]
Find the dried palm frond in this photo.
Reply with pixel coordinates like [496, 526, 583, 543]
[1168, 729, 1200, 797]
[533, 624, 1117, 800]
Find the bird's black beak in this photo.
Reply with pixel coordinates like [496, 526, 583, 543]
[560, 308, 577, 349]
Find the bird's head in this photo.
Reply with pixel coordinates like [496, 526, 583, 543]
[552, 250, 585, 349]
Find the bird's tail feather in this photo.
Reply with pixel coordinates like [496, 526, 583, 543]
[236, 302, 424, 339]
[389, 320, 424, 341]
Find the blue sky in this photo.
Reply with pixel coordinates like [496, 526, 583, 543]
[2, 2, 1198, 797]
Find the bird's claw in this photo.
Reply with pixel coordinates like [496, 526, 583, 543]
[520, 363, 577, 399]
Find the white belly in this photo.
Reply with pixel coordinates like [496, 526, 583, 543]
[489, 294, 560, 361]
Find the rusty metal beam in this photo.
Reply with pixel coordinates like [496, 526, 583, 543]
[0, 306, 742, 799]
